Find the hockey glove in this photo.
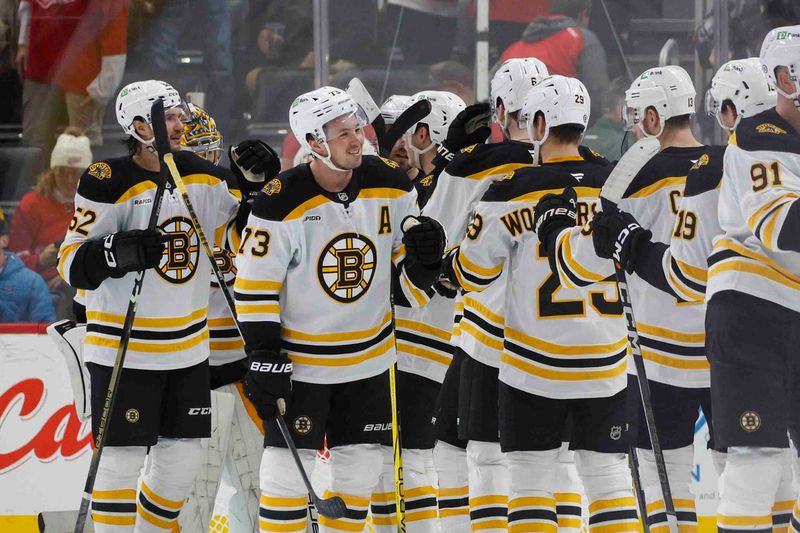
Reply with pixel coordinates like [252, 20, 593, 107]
[437, 247, 461, 290]
[230, 140, 281, 183]
[435, 102, 492, 165]
[100, 229, 167, 277]
[243, 349, 293, 422]
[533, 187, 578, 255]
[402, 215, 446, 266]
[591, 209, 653, 274]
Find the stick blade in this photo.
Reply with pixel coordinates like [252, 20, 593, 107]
[315, 495, 348, 519]
[600, 136, 660, 206]
[380, 99, 432, 153]
[150, 98, 170, 163]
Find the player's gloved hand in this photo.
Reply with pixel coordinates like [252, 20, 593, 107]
[433, 279, 458, 298]
[435, 102, 492, 164]
[230, 140, 281, 183]
[437, 247, 461, 289]
[533, 187, 578, 255]
[590, 209, 653, 274]
[243, 349, 293, 422]
[101, 229, 167, 277]
[402, 215, 446, 266]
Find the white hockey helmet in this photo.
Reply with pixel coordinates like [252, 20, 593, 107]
[491, 57, 550, 132]
[623, 66, 696, 137]
[403, 90, 466, 168]
[380, 95, 413, 125]
[289, 86, 369, 172]
[520, 75, 590, 152]
[116, 80, 185, 145]
[759, 25, 800, 108]
[705, 58, 776, 132]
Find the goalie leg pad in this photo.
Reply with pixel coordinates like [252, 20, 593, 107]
[467, 440, 509, 532]
[47, 320, 90, 420]
[137, 438, 204, 532]
[506, 449, 560, 532]
[92, 446, 147, 532]
[434, 441, 470, 530]
[637, 445, 697, 532]
[717, 446, 784, 533]
[575, 450, 638, 532]
[259, 446, 316, 532]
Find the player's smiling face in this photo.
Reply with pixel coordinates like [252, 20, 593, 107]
[322, 114, 364, 169]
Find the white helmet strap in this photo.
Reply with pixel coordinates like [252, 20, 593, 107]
[312, 140, 350, 173]
[405, 131, 435, 170]
[775, 78, 800, 109]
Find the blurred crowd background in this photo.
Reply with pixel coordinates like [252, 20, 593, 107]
[0, 0, 796, 323]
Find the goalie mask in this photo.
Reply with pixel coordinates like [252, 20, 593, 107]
[705, 58, 776, 132]
[491, 57, 549, 136]
[181, 103, 224, 165]
[289, 86, 369, 172]
[623, 66, 696, 137]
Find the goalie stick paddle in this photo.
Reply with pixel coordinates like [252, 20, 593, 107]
[378, 99, 432, 155]
[598, 136, 679, 533]
[73, 99, 172, 533]
[162, 150, 345, 521]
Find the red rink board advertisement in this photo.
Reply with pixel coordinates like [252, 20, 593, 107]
[0, 325, 92, 525]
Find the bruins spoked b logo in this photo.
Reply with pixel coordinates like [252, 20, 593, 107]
[317, 233, 376, 303]
[157, 216, 200, 284]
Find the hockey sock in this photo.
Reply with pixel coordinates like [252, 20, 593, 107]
[576, 451, 638, 533]
[637, 446, 697, 533]
[372, 448, 438, 532]
[136, 438, 203, 532]
[433, 441, 470, 529]
[467, 440, 509, 532]
[507, 449, 561, 532]
[554, 446, 584, 533]
[258, 446, 317, 532]
[773, 449, 796, 533]
[92, 446, 147, 532]
[717, 447, 784, 533]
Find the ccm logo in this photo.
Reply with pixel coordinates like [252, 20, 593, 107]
[188, 407, 212, 415]
[250, 361, 293, 373]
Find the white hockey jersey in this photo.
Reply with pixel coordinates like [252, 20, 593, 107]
[552, 147, 712, 389]
[58, 153, 243, 370]
[208, 219, 245, 367]
[708, 108, 800, 313]
[234, 156, 428, 385]
[450, 157, 627, 400]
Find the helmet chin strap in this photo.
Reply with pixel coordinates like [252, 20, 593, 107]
[131, 129, 158, 154]
[526, 120, 549, 166]
[776, 79, 800, 109]
[313, 142, 350, 173]
[404, 133, 435, 171]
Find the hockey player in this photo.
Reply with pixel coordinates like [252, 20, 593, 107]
[441, 75, 637, 533]
[379, 94, 415, 176]
[537, 66, 718, 533]
[234, 86, 446, 533]
[57, 80, 278, 532]
[371, 89, 472, 532]
[703, 27, 800, 533]
[177, 104, 264, 533]
[422, 57, 553, 532]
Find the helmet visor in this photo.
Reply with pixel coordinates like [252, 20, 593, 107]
[621, 103, 639, 131]
[705, 88, 721, 117]
[322, 105, 369, 140]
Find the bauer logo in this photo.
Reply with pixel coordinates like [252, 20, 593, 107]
[317, 232, 376, 303]
[363, 423, 391, 432]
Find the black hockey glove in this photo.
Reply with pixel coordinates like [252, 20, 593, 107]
[243, 349, 293, 422]
[402, 215, 446, 266]
[437, 247, 461, 290]
[533, 187, 578, 255]
[100, 229, 167, 277]
[230, 140, 281, 184]
[591, 209, 653, 274]
[435, 103, 492, 165]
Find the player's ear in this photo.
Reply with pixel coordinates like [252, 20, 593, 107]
[776, 67, 794, 95]
[132, 118, 152, 141]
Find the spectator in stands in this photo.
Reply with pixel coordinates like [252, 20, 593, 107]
[9, 128, 90, 320]
[0, 0, 21, 124]
[582, 76, 628, 160]
[500, 0, 608, 123]
[0, 213, 56, 324]
[430, 60, 475, 104]
[17, 0, 127, 151]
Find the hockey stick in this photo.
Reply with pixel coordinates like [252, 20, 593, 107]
[629, 448, 651, 533]
[73, 99, 172, 533]
[378, 99, 432, 154]
[161, 152, 347, 521]
[598, 136, 679, 533]
[388, 362, 407, 533]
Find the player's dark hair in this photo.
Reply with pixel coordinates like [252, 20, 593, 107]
[550, 0, 592, 18]
[550, 124, 585, 144]
[664, 114, 692, 130]
[124, 135, 139, 156]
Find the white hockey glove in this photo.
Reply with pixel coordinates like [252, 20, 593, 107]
[47, 320, 90, 421]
